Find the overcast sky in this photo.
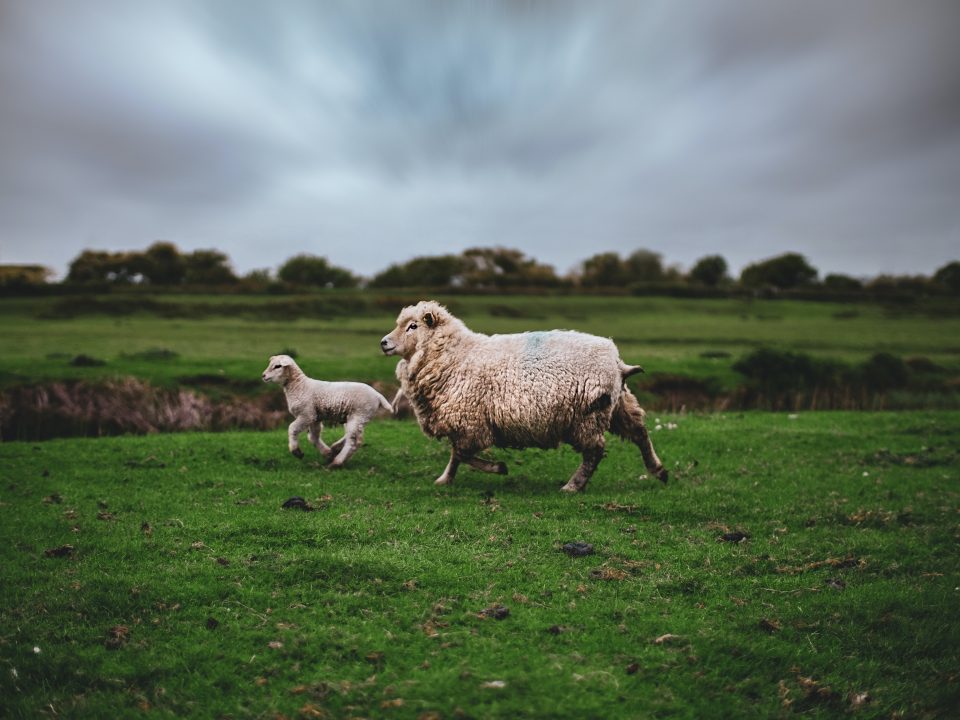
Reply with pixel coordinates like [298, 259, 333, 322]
[1, 1, 958, 280]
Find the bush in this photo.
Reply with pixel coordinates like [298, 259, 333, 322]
[277, 255, 359, 289]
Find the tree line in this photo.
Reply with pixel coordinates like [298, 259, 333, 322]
[3, 241, 959, 297]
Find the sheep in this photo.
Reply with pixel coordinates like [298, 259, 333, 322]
[379, 300, 667, 492]
[261, 354, 392, 468]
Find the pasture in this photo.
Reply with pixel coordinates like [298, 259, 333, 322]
[1, 293, 959, 391]
[2, 412, 958, 718]
[1, 292, 959, 717]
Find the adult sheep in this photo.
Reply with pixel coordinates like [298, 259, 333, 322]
[379, 300, 668, 492]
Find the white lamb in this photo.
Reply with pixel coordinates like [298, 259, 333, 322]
[261, 354, 392, 468]
[380, 300, 667, 492]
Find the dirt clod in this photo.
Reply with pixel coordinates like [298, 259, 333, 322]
[561, 541, 595, 557]
[719, 531, 749, 543]
[104, 625, 130, 650]
[477, 604, 510, 620]
[281, 496, 313, 511]
[44, 544, 74, 558]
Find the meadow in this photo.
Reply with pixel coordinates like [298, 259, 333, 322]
[1, 292, 958, 395]
[2, 413, 958, 718]
[1, 293, 959, 717]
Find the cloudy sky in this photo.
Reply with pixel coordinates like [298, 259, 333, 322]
[1, 0, 958, 280]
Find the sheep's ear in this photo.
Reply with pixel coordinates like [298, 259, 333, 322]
[423, 311, 436, 328]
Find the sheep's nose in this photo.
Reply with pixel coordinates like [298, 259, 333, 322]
[380, 338, 390, 348]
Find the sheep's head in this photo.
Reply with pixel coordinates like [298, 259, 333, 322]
[380, 300, 447, 359]
[262, 354, 296, 384]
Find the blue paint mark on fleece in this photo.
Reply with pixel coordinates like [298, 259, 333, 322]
[523, 331, 555, 364]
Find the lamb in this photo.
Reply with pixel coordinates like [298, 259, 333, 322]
[379, 300, 667, 492]
[261, 354, 392, 468]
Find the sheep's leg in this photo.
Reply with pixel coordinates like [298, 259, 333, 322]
[463, 456, 508, 475]
[328, 436, 346, 457]
[560, 445, 605, 493]
[435, 448, 460, 485]
[287, 416, 310, 459]
[329, 419, 364, 468]
[308, 421, 334, 460]
[611, 389, 668, 483]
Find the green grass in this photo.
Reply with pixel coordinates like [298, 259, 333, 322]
[2, 294, 959, 391]
[2, 412, 958, 718]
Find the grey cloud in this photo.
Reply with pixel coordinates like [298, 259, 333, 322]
[1, 0, 958, 278]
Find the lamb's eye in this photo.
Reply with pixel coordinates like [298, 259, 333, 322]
[273, 364, 282, 369]
[406, 322, 417, 332]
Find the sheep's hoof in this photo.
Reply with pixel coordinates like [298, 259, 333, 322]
[655, 466, 669, 484]
[496, 462, 509, 475]
[328, 461, 344, 470]
[291, 448, 304, 459]
[559, 482, 581, 493]
[434, 476, 453, 486]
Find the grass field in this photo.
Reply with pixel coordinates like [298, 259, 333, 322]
[2, 294, 959, 391]
[2, 412, 959, 718]
[1, 292, 958, 717]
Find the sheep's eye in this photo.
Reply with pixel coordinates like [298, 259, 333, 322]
[406, 322, 417, 332]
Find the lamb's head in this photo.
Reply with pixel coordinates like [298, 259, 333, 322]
[380, 300, 449, 359]
[261, 354, 296, 384]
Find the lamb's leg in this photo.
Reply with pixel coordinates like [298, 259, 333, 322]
[329, 418, 364, 468]
[308, 421, 334, 460]
[611, 388, 668, 483]
[287, 416, 310, 459]
[463, 456, 508, 475]
[435, 448, 460, 485]
[560, 445, 605, 493]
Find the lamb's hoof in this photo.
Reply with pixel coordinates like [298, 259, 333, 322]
[434, 476, 452, 486]
[328, 460, 344, 470]
[496, 462, 509, 475]
[291, 448, 304, 459]
[559, 482, 581, 493]
[655, 466, 669, 484]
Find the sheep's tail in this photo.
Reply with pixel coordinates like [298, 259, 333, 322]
[619, 360, 644, 381]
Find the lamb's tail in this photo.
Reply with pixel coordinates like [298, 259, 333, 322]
[378, 393, 394, 414]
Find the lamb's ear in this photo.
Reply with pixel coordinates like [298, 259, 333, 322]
[423, 311, 436, 328]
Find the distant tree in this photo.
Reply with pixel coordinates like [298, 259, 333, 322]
[822, 273, 863, 292]
[0, 265, 53, 291]
[369, 254, 470, 288]
[461, 247, 561, 288]
[67, 250, 117, 283]
[183, 249, 237, 285]
[66, 249, 146, 284]
[933, 261, 960, 294]
[624, 249, 665, 283]
[688, 255, 729, 287]
[866, 274, 929, 297]
[140, 241, 186, 285]
[277, 254, 358, 288]
[739, 253, 817, 290]
[579, 252, 628, 287]
[243, 268, 273, 284]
